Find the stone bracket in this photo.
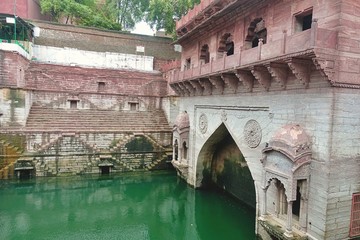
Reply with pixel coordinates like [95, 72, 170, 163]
[189, 80, 204, 95]
[184, 81, 196, 96]
[286, 58, 312, 88]
[267, 63, 289, 90]
[170, 83, 183, 96]
[312, 57, 336, 84]
[199, 78, 213, 95]
[251, 66, 272, 91]
[235, 70, 254, 92]
[179, 82, 191, 96]
[208, 75, 225, 94]
[221, 73, 239, 93]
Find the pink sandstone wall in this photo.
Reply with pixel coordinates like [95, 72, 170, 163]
[0, 51, 29, 88]
[24, 63, 167, 97]
[179, 0, 340, 69]
[0, 0, 49, 21]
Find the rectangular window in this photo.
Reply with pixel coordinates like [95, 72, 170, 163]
[129, 102, 138, 111]
[294, 9, 313, 32]
[350, 193, 360, 238]
[70, 100, 78, 109]
[98, 82, 105, 92]
[185, 58, 191, 70]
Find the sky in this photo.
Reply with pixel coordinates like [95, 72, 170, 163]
[131, 21, 155, 36]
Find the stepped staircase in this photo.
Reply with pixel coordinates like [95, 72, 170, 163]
[110, 134, 171, 171]
[25, 104, 172, 133]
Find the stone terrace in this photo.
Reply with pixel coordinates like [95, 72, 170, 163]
[25, 62, 167, 96]
[25, 104, 172, 133]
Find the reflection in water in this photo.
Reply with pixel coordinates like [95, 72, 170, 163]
[0, 171, 255, 240]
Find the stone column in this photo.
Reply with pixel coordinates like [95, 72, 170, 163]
[259, 186, 268, 220]
[284, 200, 293, 238]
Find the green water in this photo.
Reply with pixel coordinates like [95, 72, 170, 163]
[0, 171, 256, 240]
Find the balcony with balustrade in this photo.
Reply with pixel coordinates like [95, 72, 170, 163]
[169, 20, 338, 96]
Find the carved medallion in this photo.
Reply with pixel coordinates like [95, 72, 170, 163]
[199, 113, 208, 134]
[244, 120, 262, 148]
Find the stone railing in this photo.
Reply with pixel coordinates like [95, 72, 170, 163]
[169, 23, 337, 83]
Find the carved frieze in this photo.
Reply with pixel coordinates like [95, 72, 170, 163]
[244, 119, 262, 148]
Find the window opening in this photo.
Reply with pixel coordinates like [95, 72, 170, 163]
[295, 10, 313, 32]
[245, 18, 267, 49]
[200, 44, 210, 64]
[129, 102, 138, 111]
[185, 58, 191, 70]
[218, 33, 234, 57]
[292, 186, 301, 218]
[276, 181, 288, 216]
[70, 100, 78, 109]
[174, 140, 179, 161]
[350, 193, 360, 238]
[98, 82, 105, 92]
[226, 41, 234, 56]
[183, 141, 188, 160]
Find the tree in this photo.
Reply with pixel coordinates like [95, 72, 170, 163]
[104, 0, 149, 30]
[40, 0, 122, 30]
[146, 0, 200, 37]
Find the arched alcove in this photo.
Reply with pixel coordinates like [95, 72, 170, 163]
[200, 44, 210, 64]
[261, 124, 312, 237]
[196, 124, 256, 208]
[244, 18, 267, 49]
[172, 111, 190, 178]
[218, 33, 234, 58]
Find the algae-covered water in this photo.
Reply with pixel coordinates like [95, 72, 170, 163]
[0, 171, 255, 240]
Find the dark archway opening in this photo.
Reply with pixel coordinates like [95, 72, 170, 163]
[100, 166, 111, 175]
[200, 44, 210, 64]
[196, 124, 256, 238]
[226, 41, 234, 56]
[292, 186, 301, 217]
[199, 124, 256, 209]
[245, 18, 267, 49]
[16, 169, 33, 179]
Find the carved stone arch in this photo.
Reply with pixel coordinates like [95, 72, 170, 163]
[200, 44, 210, 64]
[195, 123, 257, 208]
[218, 33, 234, 57]
[261, 124, 312, 237]
[172, 111, 190, 163]
[245, 18, 267, 49]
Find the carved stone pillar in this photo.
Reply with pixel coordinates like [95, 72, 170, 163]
[260, 186, 268, 220]
[284, 201, 293, 238]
